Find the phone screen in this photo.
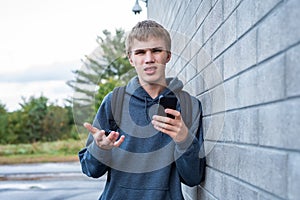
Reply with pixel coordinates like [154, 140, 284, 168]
[158, 95, 178, 119]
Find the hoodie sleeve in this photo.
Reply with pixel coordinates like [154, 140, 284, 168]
[174, 98, 206, 186]
[78, 92, 115, 178]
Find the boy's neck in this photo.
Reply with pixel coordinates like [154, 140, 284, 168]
[142, 82, 167, 99]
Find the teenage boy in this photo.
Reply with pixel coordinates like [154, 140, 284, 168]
[79, 20, 205, 200]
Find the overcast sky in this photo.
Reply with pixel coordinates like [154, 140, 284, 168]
[0, 0, 147, 111]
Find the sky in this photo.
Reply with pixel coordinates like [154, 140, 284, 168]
[0, 0, 147, 111]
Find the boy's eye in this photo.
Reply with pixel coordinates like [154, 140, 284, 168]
[133, 48, 164, 55]
[152, 49, 163, 53]
[134, 50, 145, 55]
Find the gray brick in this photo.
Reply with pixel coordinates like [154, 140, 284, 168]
[280, 0, 300, 52]
[206, 143, 240, 177]
[198, 186, 217, 200]
[223, 0, 239, 20]
[181, 44, 193, 68]
[258, 99, 300, 150]
[202, 164, 259, 200]
[257, 0, 300, 62]
[203, 113, 225, 145]
[200, 90, 213, 115]
[195, 43, 212, 72]
[202, 0, 223, 43]
[181, 0, 203, 36]
[193, 26, 204, 50]
[258, 192, 283, 200]
[238, 28, 257, 69]
[182, 62, 197, 84]
[204, 136, 216, 157]
[212, 10, 237, 59]
[212, 84, 226, 114]
[236, 68, 259, 108]
[224, 28, 257, 80]
[224, 77, 239, 110]
[171, 31, 187, 57]
[222, 175, 258, 200]
[202, 59, 224, 91]
[189, 38, 202, 60]
[201, 167, 224, 199]
[221, 111, 237, 142]
[172, 1, 189, 32]
[195, 0, 212, 29]
[255, 55, 285, 102]
[254, 0, 281, 24]
[238, 147, 288, 199]
[169, 1, 182, 30]
[179, 3, 194, 34]
[286, 44, 300, 97]
[223, 108, 259, 144]
[223, 43, 239, 80]
[238, 54, 285, 107]
[288, 153, 300, 200]
[236, 0, 256, 37]
[190, 73, 205, 96]
[221, 144, 240, 177]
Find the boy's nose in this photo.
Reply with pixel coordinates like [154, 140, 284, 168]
[145, 50, 154, 63]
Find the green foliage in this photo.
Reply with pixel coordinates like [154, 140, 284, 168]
[95, 78, 121, 110]
[0, 28, 136, 145]
[67, 28, 133, 106]
[0, 102, 8, 143]
[67, 28, 135, 127]
[19, 96, 48, 142]
[0, 96, 75, 144]
[0, 139, 82, 156]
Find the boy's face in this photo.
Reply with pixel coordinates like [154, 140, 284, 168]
[128, 37, 171, 87]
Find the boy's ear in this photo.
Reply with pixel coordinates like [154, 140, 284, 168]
[128, 54, 135, 67]
[166, 51, 171, 63]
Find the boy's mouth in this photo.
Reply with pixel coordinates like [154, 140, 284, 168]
[144, 66, 157, 74]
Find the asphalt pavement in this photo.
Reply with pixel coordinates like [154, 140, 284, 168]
[0, 162, 105, 200]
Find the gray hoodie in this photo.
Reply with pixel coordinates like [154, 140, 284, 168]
[79, 76, 205, 200]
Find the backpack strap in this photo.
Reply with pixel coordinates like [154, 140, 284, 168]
[111, 86, 126, 130]
[177, 91, 193, 129]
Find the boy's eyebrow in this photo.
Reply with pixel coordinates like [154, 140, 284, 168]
[131, 47, 165, 52]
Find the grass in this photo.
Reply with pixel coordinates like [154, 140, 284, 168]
[0, 139, 86, 165]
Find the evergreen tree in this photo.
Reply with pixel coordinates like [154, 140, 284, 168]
[67, 28, 135, 128]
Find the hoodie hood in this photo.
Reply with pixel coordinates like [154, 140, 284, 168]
[124, 76, 184, 126]
[126, 76, 184, 100]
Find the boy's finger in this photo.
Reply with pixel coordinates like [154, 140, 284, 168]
[114, 135, 125, 147]
[107, 131, 119, 141]
[83, 122, 98, 134]
[165, 109, 180, 118]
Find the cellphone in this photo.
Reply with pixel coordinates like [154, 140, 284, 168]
[158, 95, 178, 119]
[104, 129, 112, 136]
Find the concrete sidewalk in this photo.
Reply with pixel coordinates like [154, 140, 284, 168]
[0, 162, 105, 200]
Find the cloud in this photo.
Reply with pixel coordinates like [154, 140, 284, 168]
[0, 80, 74, 112]
[0, 60, 80, 83]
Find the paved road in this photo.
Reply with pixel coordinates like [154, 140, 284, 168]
[0, 162, 105, 200]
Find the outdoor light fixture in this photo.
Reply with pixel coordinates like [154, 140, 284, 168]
[132, 0, 147, 15]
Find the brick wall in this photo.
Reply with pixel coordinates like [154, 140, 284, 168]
[147, 0, 300, 199]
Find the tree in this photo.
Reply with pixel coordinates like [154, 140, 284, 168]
[94, 78, 121, 110]
[18, 96, 48, 143]
[67, 29, 133, 106]
[0, 102, 8, 143]
[67, 28, 135, 129]
[42, 105, 75, 141]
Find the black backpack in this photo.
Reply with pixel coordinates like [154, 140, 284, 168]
[110, 86, 193, 129]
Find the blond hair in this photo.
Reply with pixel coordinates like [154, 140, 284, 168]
[125, 20, 171, 55]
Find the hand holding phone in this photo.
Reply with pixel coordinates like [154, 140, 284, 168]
[157, 95, 178, 119]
